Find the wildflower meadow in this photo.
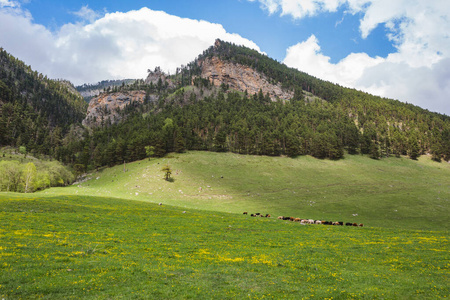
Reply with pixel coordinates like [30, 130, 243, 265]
[0, 193, 448, 299]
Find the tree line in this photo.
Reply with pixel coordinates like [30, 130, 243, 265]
[0, 149, 75, 193]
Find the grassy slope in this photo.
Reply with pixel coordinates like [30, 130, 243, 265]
[39, 151, 450, 231]
[0, 194, 448, 299]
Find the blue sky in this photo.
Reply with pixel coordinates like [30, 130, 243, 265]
[0, 0, 449, 115]
[23, 0, 395, 63]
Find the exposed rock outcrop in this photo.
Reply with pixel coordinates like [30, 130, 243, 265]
[83, 91, 156, 127]
[83, 50, 295, 128]
[199, 56, 293, 101]
[145, 67, 175, 89]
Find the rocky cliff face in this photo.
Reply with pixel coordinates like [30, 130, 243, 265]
[145, 67, 175, 89]
[82, 51, 295, 128]
[199, 56, 293, 101]
[82, 70, 174, 127]
[82, 91, 155, 127]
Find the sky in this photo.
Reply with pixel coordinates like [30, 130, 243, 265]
[0, 0, 449, 115]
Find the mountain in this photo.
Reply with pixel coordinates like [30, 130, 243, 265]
[0, 48, 87, 156]
[197, 41, 294, 101]
[76, 39, 449, 170]
[2, 40, 449, 169]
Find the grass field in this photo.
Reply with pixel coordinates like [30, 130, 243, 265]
[1, 152, 449, 298]
[39, 151, 450, 231]
[0, 194, 448, 299]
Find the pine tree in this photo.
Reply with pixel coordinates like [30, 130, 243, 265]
[408, 135, 420, 160]
[161, 164, 172, 181]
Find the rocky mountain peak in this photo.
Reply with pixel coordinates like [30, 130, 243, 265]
[198, 56, 293, 101]
[214, 39, 221, 49]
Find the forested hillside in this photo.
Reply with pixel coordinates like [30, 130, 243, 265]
[1, 41, 449, 173]
[0, 48, 88, 157]
[57, 40, 449, 171]
[195, 40, 450, 160]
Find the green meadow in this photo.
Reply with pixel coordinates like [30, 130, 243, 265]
[1, 152, 449, 299]
[0, 194, 448, 299]
[40, 151, 450, 230]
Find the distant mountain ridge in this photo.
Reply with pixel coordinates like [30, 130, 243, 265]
[76, 79, 137, 102]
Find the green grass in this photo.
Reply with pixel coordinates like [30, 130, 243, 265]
[39, 151, 450, 231]
[0, 194, 448, 299]
[2, 152, 449, 298]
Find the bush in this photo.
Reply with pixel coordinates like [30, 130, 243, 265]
[0, 155, 75, 193]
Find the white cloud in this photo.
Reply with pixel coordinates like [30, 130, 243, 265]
[251, 0, 450, 115]
[356, 0, 450, 69]
[357, 58, 450, 115]
[250, 0, 450, 64]
[0, 7, 53, 69]
[247, 0, 280, 15]
[0, 7, 261, 85]
[283, 34, 450, 115]
[248, 0, 346, 18]
[0, 0, 19, 8]
[284, 35, 383, 87]
[72, 5, 101, 23]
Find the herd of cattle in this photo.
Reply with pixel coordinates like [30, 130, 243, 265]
[243, 212, 363, 227]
